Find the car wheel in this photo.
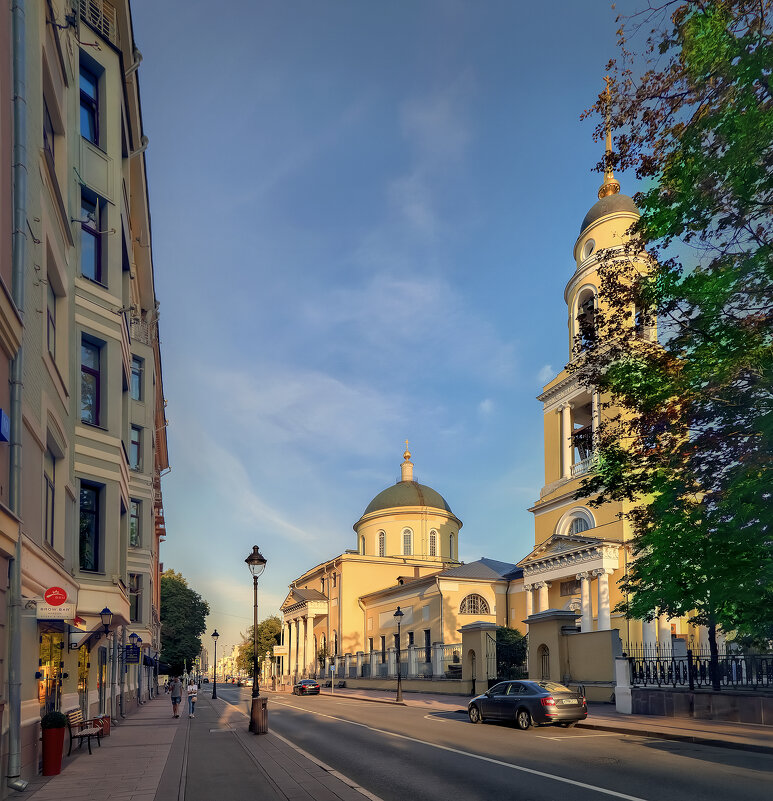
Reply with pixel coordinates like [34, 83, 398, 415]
[468, 705, 483, 724]
[515, 708, 531, 730]
[559, 721, 578, 728]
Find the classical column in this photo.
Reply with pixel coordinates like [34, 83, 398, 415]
[594, 569, 611, 630]
[577, 572, 591, 632]
[306, 614, 316, 676]
[524, 584, 533, 619]
[657, 613, 671, 654]
[561, 404, 573, 479]
[281, 622, 289, 677]
[535, 581, 550, 613]
[642, 618, 658, 653]
[290, 619, 298, 676]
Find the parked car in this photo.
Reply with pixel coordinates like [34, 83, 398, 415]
[202, 678, 210, 683]
[292, 679, 320, 696]
[468, 680, 587, 729]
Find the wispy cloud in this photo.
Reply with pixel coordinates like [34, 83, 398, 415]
[538, 364, 555, 384]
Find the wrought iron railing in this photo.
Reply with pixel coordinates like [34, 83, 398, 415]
[629, 650, 773, 691]
[80, 0, 119, 45]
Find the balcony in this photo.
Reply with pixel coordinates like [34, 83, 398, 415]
[571, 455, 597, 478]
[80, 0, 119, 46]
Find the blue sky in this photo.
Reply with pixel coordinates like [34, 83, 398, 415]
[131, 0, 640, 659]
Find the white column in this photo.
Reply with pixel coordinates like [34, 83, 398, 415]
[595, 569, 611, 630]
[536, 581, 550, 613]
[642, 618, 658, 653]
[561, 404, 573, 479]
[524, 584, 533, 618]
[306, 614, 315, 676]
[577, 572, 591, 632]
[356, 651, 364, 678]
[290, 619, 298, 675]
[281, 623, 288, 677]
[657, 613, 671, 654]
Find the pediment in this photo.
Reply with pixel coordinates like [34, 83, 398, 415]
[518, 534, 605, 566]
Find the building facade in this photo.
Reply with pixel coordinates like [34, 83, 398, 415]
[4, 1, 169, 786]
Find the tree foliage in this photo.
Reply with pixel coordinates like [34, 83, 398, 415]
[235, 615, 282, 676]
[574, 1, 773, 654]
[160, 569, 210, 676]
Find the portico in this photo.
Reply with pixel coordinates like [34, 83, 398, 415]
[519, 534, 622, 632]
[279, 590, 328, 680]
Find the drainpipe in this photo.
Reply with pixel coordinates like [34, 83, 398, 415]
[7, 0, 27, 792]
[435, 577, 444, 644]
[119, 626, 127, 716]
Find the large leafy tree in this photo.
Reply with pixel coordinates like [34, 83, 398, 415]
[160, 570, 210, 676]
[573, 1, 773, 681]
[235, 615, 282, 676]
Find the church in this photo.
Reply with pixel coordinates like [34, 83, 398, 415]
[276, 149, 706, 686]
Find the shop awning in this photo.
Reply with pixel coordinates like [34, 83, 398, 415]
[68, 623, 107, 651]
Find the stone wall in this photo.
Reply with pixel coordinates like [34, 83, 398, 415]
[632, 688, 773, 726]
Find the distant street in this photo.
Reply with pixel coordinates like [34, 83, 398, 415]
[212, 685, 772, 801]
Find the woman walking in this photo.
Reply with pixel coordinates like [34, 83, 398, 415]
[187, 678, 198, 718]
[169, 676, 182, 718]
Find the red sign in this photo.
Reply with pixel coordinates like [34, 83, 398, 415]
[44, 587, 67, 606]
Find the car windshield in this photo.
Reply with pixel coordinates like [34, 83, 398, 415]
[538, 681, 573, 693]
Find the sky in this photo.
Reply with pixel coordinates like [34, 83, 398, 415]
[130, 0, 642, 663]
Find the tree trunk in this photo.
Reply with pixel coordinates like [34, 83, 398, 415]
[708, 619, 721, 692]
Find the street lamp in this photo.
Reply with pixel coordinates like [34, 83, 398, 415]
[211, 630, 219, 700]
[100, 607, 113, 634]
[394, 606, 404, 702]
[129, 632, 138, 647]
[245, 545, 267, 734]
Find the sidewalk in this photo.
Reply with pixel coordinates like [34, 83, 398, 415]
[307, 684, 773, 754]
[13, 693, 375, 801]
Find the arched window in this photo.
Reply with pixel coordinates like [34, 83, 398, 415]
[429, 529, 437, 557]
[378, 530, 386, 557]
[450, 532, 455, 560]
[402, 528, 412, 556]
[459, 594, 490, 615]
[360, 535, 365, 555]
[569, 517, 590, 535]
[576, 288, 596, 349]
[538, 644, 550, 680]
[333, 631, 339, 656]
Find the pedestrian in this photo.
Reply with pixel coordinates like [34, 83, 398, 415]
[164, 679, 169, 694]
[170, 676, 182, 718]
[187, 678, 198, 718]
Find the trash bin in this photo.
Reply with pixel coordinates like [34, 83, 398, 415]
[250, 697, 268, 734]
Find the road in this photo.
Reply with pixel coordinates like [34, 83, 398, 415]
[212, 685, 772, 801]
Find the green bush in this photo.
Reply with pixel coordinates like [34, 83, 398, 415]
[40, 711, 67, 729]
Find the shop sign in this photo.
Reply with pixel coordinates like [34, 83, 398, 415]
[37, 603, 76, 620]
[44, 586, 68, 605]
[125, 645, 140, 664]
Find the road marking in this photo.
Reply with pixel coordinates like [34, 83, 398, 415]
[536, 733, 621, 741]
[269, 699, 649, 801]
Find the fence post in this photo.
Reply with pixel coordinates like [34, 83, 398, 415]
[614, 657, 632, 715]
[687, 649, 694, 691]
[388, 647, 396, 678]
[408, 645, 418, 678]
[432, 643, 444, 677]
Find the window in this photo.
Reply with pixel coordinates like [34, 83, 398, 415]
[80, 66, 99, 145]
[80, 339, 101, 425]
[129, 499, 141, 547]
[129, 573, 141, 622]
[407, 631, 414, 647]
[576, 289, 596, 349]
[569, 517, 590, 535]
[402, 528, 412, 556]
[44, 448, 55, 547]
[47, 283, 56, 359]
[368, 637, 373, 653]
[331, 572, 336, 588]
[130, 357, 143, 400]
[79, 483, 100, 571]
[378, 530, 385, 557]
[393, 633, 399, 649]
[380, 636, 386, 663]
[320, 577, 324, 593]
[80, 196, 102, 283]
[560, 579, 581, 596]
[43, 100, 55, 169]
[460, 594, 490, 615]
[130, 426, 142, 470]
[424, 629, 431, 663]
[429, 529, 437, 557]
[360, 535, 365, 555]
[450, 533, 455, 560]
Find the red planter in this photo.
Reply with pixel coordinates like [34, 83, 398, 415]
[99, 715, 110, 736]
[42, 727, 65, 776]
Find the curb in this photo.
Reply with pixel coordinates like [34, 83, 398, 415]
[575, 721, 773, 755]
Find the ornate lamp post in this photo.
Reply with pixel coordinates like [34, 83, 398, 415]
[100, 607, 113, 635]
[394, 606, 404, 702]
[245, 545, 267, 733]
[211, 630, 219, 700]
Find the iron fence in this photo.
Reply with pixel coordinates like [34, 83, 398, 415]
[629, 650, 773, 691]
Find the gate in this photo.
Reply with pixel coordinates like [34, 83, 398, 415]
[485, 633, 528, 686]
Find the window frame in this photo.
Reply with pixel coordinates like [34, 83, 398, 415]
[46, 282, 57, 360]
[129, 499, 141, 547]
[79, 482, 101, 572]
[44, 448, 55, 547]
[80, 338, 101, 426]
[378, 530, 385, 557]
[130, 356, 143, 401]
[130, 425, 142, 470]
[429, 528, 437, 557]
[79, 65, 99, 146]
[43, 99, 56, 170]
[402, 527, 412, 556]
[459, 593, 491, 615]
[129, 573, 141, 622]
[80, 196, 103, 284]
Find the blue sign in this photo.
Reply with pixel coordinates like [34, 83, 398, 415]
[125, 645, 140, 664]
[0, 410, 9, 443]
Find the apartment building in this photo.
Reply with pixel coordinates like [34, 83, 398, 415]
[4, 0, 168, 786]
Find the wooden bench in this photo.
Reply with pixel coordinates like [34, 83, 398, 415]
[66, 709, 102, 755]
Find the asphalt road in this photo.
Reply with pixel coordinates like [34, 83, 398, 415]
[212, 685, 772, 801]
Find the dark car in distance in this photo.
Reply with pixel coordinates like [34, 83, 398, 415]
[293, 679, 320, 696]
[468, 680, 587, 729]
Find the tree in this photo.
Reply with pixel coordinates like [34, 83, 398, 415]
[495, 627, 527, 679]
[574, 1, 773, 683]
[160, 570, 210, 676]
[235, 615, 282, 676]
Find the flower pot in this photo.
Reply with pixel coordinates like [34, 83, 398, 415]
[42, 727, 65, 776]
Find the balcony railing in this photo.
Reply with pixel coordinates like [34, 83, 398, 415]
[571, 455, 597, 477]
[80, 0, 119, 46]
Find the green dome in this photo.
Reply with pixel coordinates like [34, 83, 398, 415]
[363, 481, 454, 516]
[580, 193, 639, 234]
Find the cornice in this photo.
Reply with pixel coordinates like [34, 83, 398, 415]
[522, 542, 621, 581]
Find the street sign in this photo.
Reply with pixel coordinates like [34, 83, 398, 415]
[37, 603, 75, 620]
[44, 587, 67, 606]
[125, 645, 140, 664]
